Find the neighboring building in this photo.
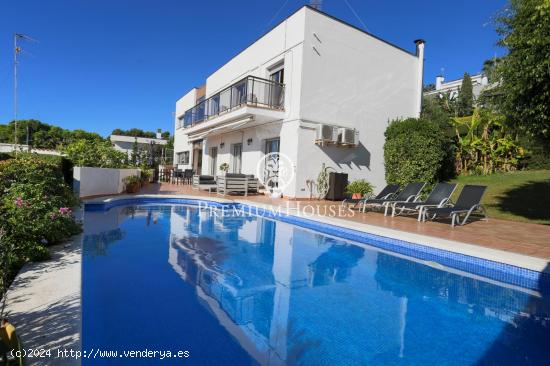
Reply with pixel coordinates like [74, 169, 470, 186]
[424, 74, 489, 100]
[173, 5, 425, 198]
[0, 143, 62, 156]
[109, 132, 168, 157]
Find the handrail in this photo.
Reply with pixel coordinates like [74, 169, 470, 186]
[178, 76, 285, 129]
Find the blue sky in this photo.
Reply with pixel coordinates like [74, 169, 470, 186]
[0, 0, 507, 137]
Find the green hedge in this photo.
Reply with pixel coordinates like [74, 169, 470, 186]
[0, 155, 81, 293]
[384, 118, 453, 185]
[34, 154, 75, 186]
[0, 152, 11, 161]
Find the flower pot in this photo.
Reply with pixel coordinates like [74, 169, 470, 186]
[352, 193, 362, 199]
[126, 182, 140, 193]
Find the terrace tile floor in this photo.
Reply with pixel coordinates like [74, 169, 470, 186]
[138, 183, 550, 260]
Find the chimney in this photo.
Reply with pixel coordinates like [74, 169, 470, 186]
[156, 129, 162, 139]
[436, 75, 444, 90]
[414, 39, 425, 117]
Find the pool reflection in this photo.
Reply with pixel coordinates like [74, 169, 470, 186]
[83, 204, 550, 365]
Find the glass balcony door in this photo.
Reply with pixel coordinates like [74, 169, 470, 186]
[264, 138, 280, 189]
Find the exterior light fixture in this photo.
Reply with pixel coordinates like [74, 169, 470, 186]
[220, 142, 225, 149]
[247, 138, 253, 145]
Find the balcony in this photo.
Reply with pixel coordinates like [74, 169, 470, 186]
[179, 76, 284, 129]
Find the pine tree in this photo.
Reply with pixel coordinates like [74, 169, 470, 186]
[457, 72, 474, 117]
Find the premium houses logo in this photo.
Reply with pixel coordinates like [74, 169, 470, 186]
[256, 152, 294, 196]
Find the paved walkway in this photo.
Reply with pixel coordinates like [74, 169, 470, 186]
[139, 183, 550, 260]
[4, 239, 81, 365]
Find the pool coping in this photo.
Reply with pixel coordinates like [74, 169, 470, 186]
[83, 194, 550, 291]
[84, 194, 549, 272]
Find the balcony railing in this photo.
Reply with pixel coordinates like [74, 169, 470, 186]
[179, 76, 285, 129]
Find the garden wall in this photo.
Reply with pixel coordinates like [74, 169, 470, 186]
[73, 167, 140, 198]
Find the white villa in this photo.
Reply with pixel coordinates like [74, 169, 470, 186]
[173, 5, 424, 199]
[110, 133, 167, 157]
[424, 74, 489, 100]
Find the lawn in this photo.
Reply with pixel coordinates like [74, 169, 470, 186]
[452, 170, 550, 225]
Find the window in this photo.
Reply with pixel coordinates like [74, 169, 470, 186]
[177, 151, 190, 165]
[270, 68, 284, 84]
[269, 67, 285, 108]
[176, 116, 184, 129]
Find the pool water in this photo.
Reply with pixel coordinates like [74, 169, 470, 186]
[82, 204, 550, 365]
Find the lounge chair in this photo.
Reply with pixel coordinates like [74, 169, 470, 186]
[192, 175, 217, 192]
[342, 184, 400, 210]
[391, 182, 458, 221]
[423, 185, 488, 227]
[361, 182, 426, 215]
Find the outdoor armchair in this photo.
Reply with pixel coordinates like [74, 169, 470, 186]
[192, 175, 217, 192]
[391, 182, 458, 221]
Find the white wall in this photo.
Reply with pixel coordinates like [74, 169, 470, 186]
[73, 167, 141, 198]
[291, 8, 422, 196]
[173, 88, 198, 168]
[0, 143, 62, 156]
[205, 7, 307, 121]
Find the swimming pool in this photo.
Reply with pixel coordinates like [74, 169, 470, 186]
[82, 202, 550, 365]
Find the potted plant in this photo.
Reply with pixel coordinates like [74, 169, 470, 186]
[345, 179, 374, 199]
[140, 169, 152, 186]
[123, 175, 141, 193]
[219, 163, 229, 174]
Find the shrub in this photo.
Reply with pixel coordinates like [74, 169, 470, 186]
[122, 175, 141, 185]
[140, 169, 152, 183]
[345, 179, 374, 197]
[123, 175, 141, 193]
[64, 139, 128, 168]
[452, 109, 525, 175]
[522, 153, 550, 170]
[34, 154, 75, 186]
[0, 152, 11, 161]
[0, 155, 81, 289]
[384, 118, 451, 185]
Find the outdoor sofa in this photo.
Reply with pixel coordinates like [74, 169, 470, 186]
[216, 174, 259, 196]
[192, 175, 217, 192]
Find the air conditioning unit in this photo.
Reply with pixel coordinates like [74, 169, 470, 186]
[315, 124, 338, 144]
[337, 128, 358, 146]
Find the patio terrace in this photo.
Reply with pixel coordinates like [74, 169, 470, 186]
[138, 183, 550, 260]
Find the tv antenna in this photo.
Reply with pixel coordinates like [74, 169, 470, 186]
[13, 33, 38, 153]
